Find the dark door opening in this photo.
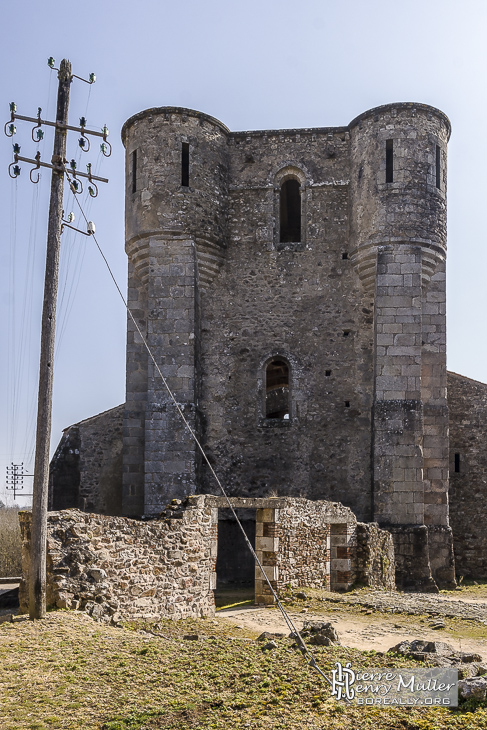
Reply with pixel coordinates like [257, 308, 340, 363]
[215, 508, 256, 607]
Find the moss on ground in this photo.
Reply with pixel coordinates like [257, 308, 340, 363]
[0, 611, 486, 730]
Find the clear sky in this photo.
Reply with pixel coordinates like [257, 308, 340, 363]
[1, 0, 486, 507]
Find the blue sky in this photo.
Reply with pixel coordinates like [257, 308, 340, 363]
[1, 0, 486, 505]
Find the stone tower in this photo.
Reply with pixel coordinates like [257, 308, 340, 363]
[349, 104, 453, 588]
[121, 102, 455, 589]
[122, 109, 229, 516]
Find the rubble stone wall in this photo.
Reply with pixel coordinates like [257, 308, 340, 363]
[49, 405, 124, 515]
[208, 496, 394, 601]
[18, 496, 396, 622]
[388, 525, 437, 592]
[354, 522, 396, 590]
[448, 372, 487, 578]
[275, 498, 357, 593]
[18, 499, 216, 622]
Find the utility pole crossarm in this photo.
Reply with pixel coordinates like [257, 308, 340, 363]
[6, 112, 110, 140]
[12, 153, 109, 183]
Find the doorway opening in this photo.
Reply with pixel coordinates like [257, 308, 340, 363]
[215, 508, 256, 608]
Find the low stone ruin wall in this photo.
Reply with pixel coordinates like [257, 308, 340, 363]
[273, 498, 357, 594]
[204, 496, 362, 603]
[246, 498, 395, 600]
[355, 522, 395, 591]
[18, 495, 396, 623]
[18, 498, 216, 623]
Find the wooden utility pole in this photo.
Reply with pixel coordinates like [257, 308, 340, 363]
[5, 58, 109, 619]
[29, 59, 71, 619]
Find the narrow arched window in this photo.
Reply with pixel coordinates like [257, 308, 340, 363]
[265, 359, 290, 419]
[280, 179, 301, 243]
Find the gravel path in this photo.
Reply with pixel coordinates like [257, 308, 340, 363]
[317, 590, 487, 624]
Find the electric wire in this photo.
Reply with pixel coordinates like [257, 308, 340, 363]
[13, 184, 37, 462]
[18, 181, 41, 464]
[55, 213, 87, 356]
[55, 117, 89, 353]
[56, 86, 96, 355]
[64, 167, 337, 693]
[20, 77, 55, 481]
[7, 179, 18, 460]
[5, 73, 56, 496]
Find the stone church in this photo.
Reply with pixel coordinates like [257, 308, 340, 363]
[49, 102, 487, 591]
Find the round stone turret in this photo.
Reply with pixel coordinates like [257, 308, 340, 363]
[348, 103, 450, 292]
[122, 107, 230, 287]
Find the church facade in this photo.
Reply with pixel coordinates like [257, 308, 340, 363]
[50, 102, 487, 590]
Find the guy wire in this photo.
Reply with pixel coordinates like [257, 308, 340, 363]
[65, 169, 342, 693]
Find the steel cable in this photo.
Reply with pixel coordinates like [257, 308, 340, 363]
[64, 168, 339, 693]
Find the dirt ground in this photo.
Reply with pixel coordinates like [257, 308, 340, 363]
[215, 587, 487, 660]
[4, 580, 487, 661]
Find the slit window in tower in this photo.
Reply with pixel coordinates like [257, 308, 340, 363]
[280, 179, 301, 243]
[436, 145, 441, 189]
[454, 453, 460, 473]
[265, 359, 290, 419]
[131, 150, 137, 194]
[181, 142, 190, 187]
[386, 139, 393, 183]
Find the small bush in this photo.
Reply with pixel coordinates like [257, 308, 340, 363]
[0, 507, 22, 577]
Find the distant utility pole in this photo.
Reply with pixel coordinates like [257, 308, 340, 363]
[5, 463, 33, 501]
[5, 58, 110, 619]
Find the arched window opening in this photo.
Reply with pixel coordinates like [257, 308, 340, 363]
[265, 359, 290, 419]
[280, 179, 301, 243]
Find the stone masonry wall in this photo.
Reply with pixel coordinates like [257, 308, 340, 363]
[49, 405, 124, 515]
[48, 427, 81, 512]
[355, 522, 396, 590]
[122, 109, 229, 515]
[19, 496, 396, 622]
[208, 496, 394, 603]
[205, 496, 361, 603]
[199, 125, 375, 521]
[348, 105, 449, 530]
[275, 498, 357, 593]
[388, 526, 437, 592]
[448, 372, 487, 578]
[18, 499, 216, 622]
[122, 108, 376, 520]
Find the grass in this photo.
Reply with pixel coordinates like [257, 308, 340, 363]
[441, 579, 487, 601]
[0, 610, 486, 729]
[0, 507, 22, 577]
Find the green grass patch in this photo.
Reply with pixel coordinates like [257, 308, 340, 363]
[0, 611, 486, 729]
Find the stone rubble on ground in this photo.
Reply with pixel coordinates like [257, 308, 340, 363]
[388, 639, 486, 680]
[301, 621, 341, 646]
[256, 631, 285, 642]
[458, 677, 487, 701]
[319, 589, 487, 624]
